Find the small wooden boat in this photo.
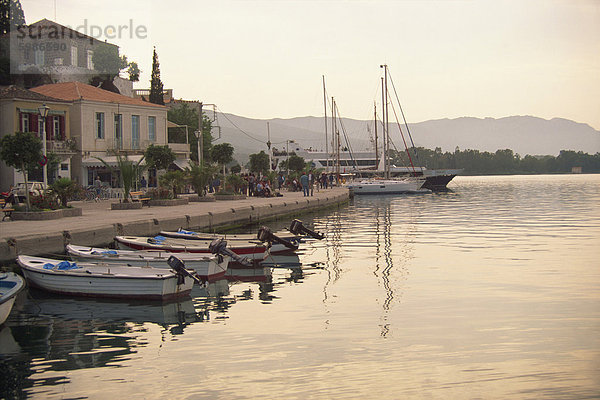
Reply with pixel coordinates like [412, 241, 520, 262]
[66, 244, 229, 280]
[17, 255, 194, 300]
[0, 272, 25, 325]
[115, 235, 294, 258]
[160, 228, 297, 242]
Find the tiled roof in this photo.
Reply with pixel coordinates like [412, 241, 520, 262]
[0, 85, 68, 103]
[31, 82, 166, 108]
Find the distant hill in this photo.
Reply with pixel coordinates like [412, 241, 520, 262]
[211, 113, 600, 164]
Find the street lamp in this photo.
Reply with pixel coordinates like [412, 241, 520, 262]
[195, 130, 203, 166]
[38, 104, 50, 188]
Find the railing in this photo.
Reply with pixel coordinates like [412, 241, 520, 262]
[47, 140, 77, 153]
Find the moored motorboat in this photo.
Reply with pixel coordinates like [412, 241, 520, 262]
[0, 272, 25, 325]
[17, 255, 194, 300]
[66, 244, 229, 280]
[160, 228, 297, 242]
[115, 235, 294, 258]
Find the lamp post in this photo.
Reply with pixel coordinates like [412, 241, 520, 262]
[38, 104, 50, 188]
[195, 130, 203, 166]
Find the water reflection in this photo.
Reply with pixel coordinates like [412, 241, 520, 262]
[4, 175, 598, 398]
[309, 195, 415, 336]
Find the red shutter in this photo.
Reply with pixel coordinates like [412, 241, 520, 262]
[31, 114, 38, 133]
[60, 115, 65, 140]
[45, 116, 52, 140]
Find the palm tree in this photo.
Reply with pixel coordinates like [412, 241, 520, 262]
[49, 177, 80, 207]
[95, 153, 146, 202]
[186, 161, 216, 197]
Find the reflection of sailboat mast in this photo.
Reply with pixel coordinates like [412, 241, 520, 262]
[373, 200, 394, 337]
[320, 211, 343, 328]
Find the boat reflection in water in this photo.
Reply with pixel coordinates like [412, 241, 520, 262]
[0, 247, 318, 398]
[0, 289, 204, 398]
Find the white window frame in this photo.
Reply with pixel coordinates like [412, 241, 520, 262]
[87, 50, 94, 70]
[96, 112, 105, 139]
[132, 115, 140, 149]
[35, 49, 44, 66]
[21, 113, 29, 132]
[114, 113, 122, 149]
[71, 46, 78, 67]
[53, 116, 60, 139]
[148, 116, 156, 142]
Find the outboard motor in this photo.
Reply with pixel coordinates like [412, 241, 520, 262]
[209, 238, 253, 267]
[257, 226, 300, 250]
[167, 256, 203, 285]
[289, 219, 324, 240]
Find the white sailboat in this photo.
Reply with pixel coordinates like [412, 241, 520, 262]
[347, 64, 430, 196]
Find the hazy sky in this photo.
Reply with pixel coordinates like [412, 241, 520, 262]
[20, 0, 600, 130]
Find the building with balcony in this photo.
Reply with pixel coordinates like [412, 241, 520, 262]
[0, 85, 72, 191]
[31, 81, 175, 187]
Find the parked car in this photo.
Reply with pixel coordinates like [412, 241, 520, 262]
[12, 182, 46, 202]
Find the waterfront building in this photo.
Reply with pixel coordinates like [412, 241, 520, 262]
[0, 85, 72, 191]
[30, 81, 188, 188]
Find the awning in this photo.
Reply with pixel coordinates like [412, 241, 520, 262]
[171, 159, 192, 170]
[82, 155, 145, 168]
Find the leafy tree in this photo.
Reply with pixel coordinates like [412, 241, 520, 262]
[127, 61, 140, 82]
[144, 144, 175, 171]
[89, 44, 131, 93]
[92, 44, 126, 76]
[249, 150, 270, 174]
[211, 143, 234, 176]
[187, 162, 216, 197]
[199, 115, 214, 164]
[230, 164, 241, 174]
[95, 153, 145, 202]
[1, 0, 25, 84]
[287, 154, 306, 172]
[149, 47, 164, 105]
[28, 151, 60, 183]
[0, 0, 26, 35]
[167, 103, 214, 163]
[49, 177, 79, 207]
[159, 170, 185, 199]
[168, 103, 199, 131]
[0, 131, 42, 210]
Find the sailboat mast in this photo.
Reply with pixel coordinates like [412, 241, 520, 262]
[331, 96, 335, 173]
[374, 102, 378, 171]
[323, 75, 328, 173]
[383, 65, 390, 179]
[267, 122, 272, 171]
[335, 102, 341, 178]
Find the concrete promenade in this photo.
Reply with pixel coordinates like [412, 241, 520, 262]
[0, 187, 349, 262]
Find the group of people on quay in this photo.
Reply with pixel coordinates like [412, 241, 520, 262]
[213, 171, 340, 198]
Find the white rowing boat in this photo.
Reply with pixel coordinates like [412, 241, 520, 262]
[0, 272, 25, 325]
[115, 235, 295, 258]
[17, 255, 194, 300]
[160, 228, 297, 242]
[66, 244, 229, 280]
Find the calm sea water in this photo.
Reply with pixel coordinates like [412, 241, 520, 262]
[2, 175, 599, 399]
